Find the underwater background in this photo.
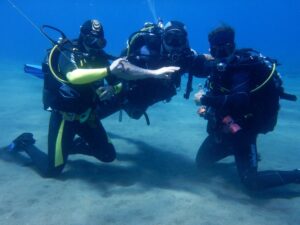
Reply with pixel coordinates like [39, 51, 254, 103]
[1, 0, 300, 72]
[0, 0, 300, 225]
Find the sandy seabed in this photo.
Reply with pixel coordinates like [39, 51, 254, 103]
[0, 62, 300, 225]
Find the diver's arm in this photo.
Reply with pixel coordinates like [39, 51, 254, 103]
[56, 50, 107, 85]
[109, 58, 180, 80]
[66, 58, 179, 84]
[113, 65, 179, 80]
[189, 54, 213, 78]
[200, 71, 250, 110]
[66, 68, 108, 84]
[200, 92, 249, 110]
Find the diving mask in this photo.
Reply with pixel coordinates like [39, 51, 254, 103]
[210, 42, 235, 59]
[83, 34, 106, 49]
[163, 29, 187, 48]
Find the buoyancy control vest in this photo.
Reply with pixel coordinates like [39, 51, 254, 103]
[207, 48, 297, 134]
[42, 40, 111, 114]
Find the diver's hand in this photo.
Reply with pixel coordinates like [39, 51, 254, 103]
[109, 58, 131, 79]
[152, 66, 180, 79]
[96, 86, 115, 101]
[109, 58, 126, 74]
[197, 106, 207, 117]
[203, 53, 214, 60]
[194, 90, 205, 106]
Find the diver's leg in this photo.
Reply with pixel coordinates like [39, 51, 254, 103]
[234, 130, 300, 191]
[3, 133, 49, 172]
[70, 118, 116, 163]
[23, 145, 49, 176]
[28, 112, 74, 177]
[196, 134, 232, 169]
[45, 111, 76, 177]
[6, 112, 73, 177]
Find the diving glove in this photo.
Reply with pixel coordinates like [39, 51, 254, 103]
[8, 132, 36, 152]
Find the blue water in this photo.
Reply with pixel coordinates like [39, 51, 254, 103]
[1, 0, 299, 73]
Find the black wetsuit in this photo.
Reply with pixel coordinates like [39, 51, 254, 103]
[97, 29, 207, 120]
[195, 52, 300, 191]
[22, 41, 116, 177]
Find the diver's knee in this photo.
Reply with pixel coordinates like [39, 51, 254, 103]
[100, 152, 116, 163]
[96, 144, 116, 163]
[195, 151, 214, 170]
[241, 173, 259, 191]
[195, 156, 214, 170]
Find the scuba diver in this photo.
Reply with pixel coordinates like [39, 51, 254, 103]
[194, 25, 299, 191]
[2, 19, 179, 177]
[97, 20, 209, 123]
